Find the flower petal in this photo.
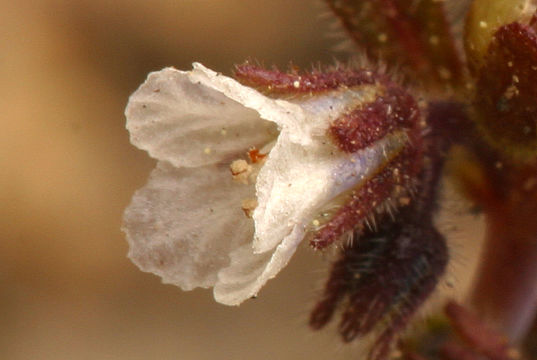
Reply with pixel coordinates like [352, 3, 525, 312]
[214, 226, 303, 305]
[190, 63, 381, 146]
[189, 63, 310, 142]
[126, 66, 276, 167]
[123, 161, 254, 290]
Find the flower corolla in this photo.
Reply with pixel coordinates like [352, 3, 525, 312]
[123, 63, 409, 305]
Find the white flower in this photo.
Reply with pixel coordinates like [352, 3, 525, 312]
[123, 63, 408, 305]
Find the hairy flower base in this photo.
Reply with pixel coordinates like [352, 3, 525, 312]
[309, 98, 456, 359]
[310, 211, 447, 360]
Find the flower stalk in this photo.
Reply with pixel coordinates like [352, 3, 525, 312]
[470, 162, 537, 342]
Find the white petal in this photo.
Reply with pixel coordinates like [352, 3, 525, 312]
[126, 67, 276, 167]
[214, 226, 303, 305]
[189, 63, 310, 143]
[214, 244, 272, 305]
[123, 161, 254, 290]
[189, 64, 379, 147]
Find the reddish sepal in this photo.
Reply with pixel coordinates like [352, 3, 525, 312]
[310, 205, 448, 360]
[330, 84, 420, 153]
[234, 63, 382, 94]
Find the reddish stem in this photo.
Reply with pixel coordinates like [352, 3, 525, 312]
[470, 204, 537, 342]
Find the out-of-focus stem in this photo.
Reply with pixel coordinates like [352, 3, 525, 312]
[470, 207, 537, 342]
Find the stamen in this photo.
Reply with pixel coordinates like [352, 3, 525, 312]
[247, 147, 267, 163]
[230, 149, 267, 185]
[230, 159, 253, 185]
[241, 198, 258, 218]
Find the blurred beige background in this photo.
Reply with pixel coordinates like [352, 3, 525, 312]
[0, 1, 367, 359]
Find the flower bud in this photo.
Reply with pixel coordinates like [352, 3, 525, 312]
[465, 0, 537, 160]
[465, 0, 536, 72]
